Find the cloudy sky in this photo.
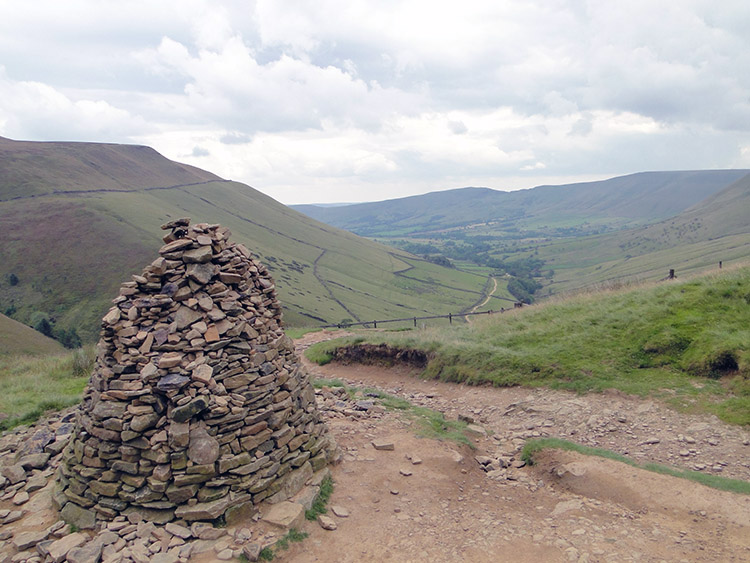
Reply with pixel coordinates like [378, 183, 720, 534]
[1, 1, 749, 204]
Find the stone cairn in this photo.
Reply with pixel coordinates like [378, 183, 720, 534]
[56, 218, 335, 527]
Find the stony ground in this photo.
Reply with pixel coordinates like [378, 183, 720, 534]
[283, 331, 750, 563]
[1, 329, 749, 562]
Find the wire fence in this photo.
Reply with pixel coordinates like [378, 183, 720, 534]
[319, 267, 697, 330]
[320, 304, 523, 329]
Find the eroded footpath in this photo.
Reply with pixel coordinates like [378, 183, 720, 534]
[286, 331, 750, 562]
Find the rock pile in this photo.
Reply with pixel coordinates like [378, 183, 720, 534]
[56, 218, 335, 527]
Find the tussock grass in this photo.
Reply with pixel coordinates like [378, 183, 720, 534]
[305, 476, 334, 521]
[522, 438, 750, 495]
[0, 346, 93, 430]
[307, 268, 750, 425]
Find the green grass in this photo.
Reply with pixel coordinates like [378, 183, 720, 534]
[284, 327, 322, 339]
[522, 438, 750, 495]
[275, 529, 309, 551]
[0, 346, 93, 430]
[307, 268, 750, 425]
[305, 476, 334, 521]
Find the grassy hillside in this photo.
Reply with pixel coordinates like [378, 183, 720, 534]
[293, 170, 748, 237]
[535, 173, 750, 294]
[309, 266, 750, 425]
[294, 170, 750, 303]
[0, 138, 491, 342]
[0, 136, 219, 200]
[0, 312, 63, 356]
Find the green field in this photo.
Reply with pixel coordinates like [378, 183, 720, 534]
[308, 266, 750, 425]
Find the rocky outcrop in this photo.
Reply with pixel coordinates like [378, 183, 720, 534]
[56, 218, 334, 525]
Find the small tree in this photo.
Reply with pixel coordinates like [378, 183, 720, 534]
[7, 273, 18, 286]
[34, 317, 53, 337]
[55, 327, 82, 349]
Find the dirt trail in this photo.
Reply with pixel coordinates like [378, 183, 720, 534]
[283, 331, 750, 562]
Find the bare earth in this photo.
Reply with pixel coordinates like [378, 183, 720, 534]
[284, 331, 750, 563]
[1, 331, 749, 562]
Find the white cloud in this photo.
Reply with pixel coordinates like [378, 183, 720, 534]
[0, 67, 145, 141]
[0, 0, 748, 203]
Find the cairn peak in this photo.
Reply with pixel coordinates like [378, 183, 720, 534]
[57, 218, 334, 526]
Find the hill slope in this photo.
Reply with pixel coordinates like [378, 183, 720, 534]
[0, 136, 220, 200]
[0, 312, 63, 356]
[536, 173, 750, 293]
[311, 266, 750, 425]
[293, 170, 749, 237]
[0, 138, 491, 342]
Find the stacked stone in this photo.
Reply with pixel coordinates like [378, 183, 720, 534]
[56, 218, 334, 526]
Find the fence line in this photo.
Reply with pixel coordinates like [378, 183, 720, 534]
[320, 304, 523, 329]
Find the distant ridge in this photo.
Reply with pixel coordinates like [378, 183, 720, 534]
[0, 136, 220, 201]
[292, 170, 749, 237]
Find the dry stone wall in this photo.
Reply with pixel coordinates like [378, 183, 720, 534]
[56, 218, 334, 526]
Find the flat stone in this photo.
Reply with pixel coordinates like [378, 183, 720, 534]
[187, 427, 220, 465]
[174, 495, 236, 521]
[158, 352, 184, 369]
[60, 502, 97, 530]
[262, 501, 305, 530]
[91, 400, 127, 419]
[330, 505, 350, 518]
[130, 412, 160, 432]
[174, 306, 203, 330]
[203, 325, 220, 343]
[165, 522, 192, 539]
[172, 396, 209, 422]
[191, 522, 227, 540]
[169, 421, 190, 448]
[372, 439, 395, 451]
[186, 263, 216, 285]
[67, 540, 104, 563]
[12, 490, 30, 505]
[159, 238, 193, 254]
[18, 453, 50, 470]
[2, 464, 26, 484]
[157, 374, 190, 392]
[192, 364, 213, 384]
[317, 514, 338, 530]
[47, 533, 87, 563]
[183, 245, 214, 264]
[12, 529, 50, 551]
[103, 307, 121, 325]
